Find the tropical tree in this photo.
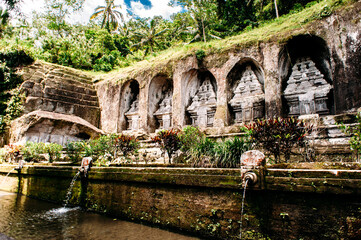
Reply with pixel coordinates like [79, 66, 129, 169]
[171, 0, 221, 43]
[131, 17, 169, 55]
[0, 7, 9, 37]
[43, 0, 85, 37]
[90, 0, 124, 32]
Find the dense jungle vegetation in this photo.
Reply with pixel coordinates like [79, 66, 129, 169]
[0, 0, 352, 73]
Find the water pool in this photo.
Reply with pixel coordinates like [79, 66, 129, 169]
[0, 191, 199, 240]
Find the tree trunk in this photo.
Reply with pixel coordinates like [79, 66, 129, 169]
[274, 0, 279, 18]
[201, 17, 206, 43]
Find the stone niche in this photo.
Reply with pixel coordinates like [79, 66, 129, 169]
[119, 80, 140, 131]
[228, 61, 265, 124]
[284, 57, 332, 116]
[148, 75, 173, 132]
[186, 72, 217, 128]
[125, 95, 139, 130]
[279, 35, 334, 116]
[154, 90, 172, 130]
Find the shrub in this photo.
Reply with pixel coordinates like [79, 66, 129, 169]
[246, 117, 309, 163]
[0, 115, 6, 133]
[65, 141, 84, 163]
[179, 126, 204, 153]
[339, 112, 361, 161]
[213, 136, 252, 168]
[0, 147, 6, 163]
[21, 142, 63, 162]
[113, 134, 139, 159]
[188, 137, 216, 167]
[21, 142, 46, 162]
[44, 143, 63, 163]
[152, 129, 182, 164]
[2, 143, 22, 162]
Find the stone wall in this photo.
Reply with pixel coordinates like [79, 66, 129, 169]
[2, 165, 361, 239]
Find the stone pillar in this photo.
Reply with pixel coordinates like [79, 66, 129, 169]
[172, 57, 198, 128]
[210, 67, 228, 128]
[263, 43, 282, 118]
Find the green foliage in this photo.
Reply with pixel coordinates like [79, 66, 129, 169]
[339, 112, 361, 161]
[21, 142, 63, 162]
[179, 126, 204, 153]
[65, 141, 84, 163]
[195, 49, 206, 62]
[188, 137, 216, 166]
[5, 88, 25, 120]
[152, 129, 182, 164]
[0, 147, 6, 163]
[0, 0, 350, 73]
[44, 143, 63, 163]
[0, 115, 6, 134]
[64, 134, 139, 165]
[0, 7, 9, 37]
[0, 50, 34, 131]
[246, 118, 309, 163]
[130, 17, 170, 55]
[213, 136, 251, 168]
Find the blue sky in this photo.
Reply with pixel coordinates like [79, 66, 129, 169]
[2, 0, 182, 24]
[124, 0, 152, 8]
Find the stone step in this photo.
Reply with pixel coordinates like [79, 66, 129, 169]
[50, 69, 94, 85]
[44, 86, 98, 103]
[45, 79, 97, 96]
[43, 89, 99, 107]
[48, 75, 96, 91]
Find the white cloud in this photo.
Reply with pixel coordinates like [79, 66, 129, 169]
[5, 0, 181, 24]
[130, 0, 182, 19]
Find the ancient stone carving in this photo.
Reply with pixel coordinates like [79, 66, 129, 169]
[284, 57, 332, 116]
[154, 90, 172, 130]
[186, 79, 217, 127]
[125, 96, 140, 130]
[229, 66, 265, 123]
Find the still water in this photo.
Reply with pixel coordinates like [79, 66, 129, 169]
[0, 191, 199, 240]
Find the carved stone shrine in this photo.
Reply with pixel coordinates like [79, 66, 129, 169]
[186, 79, 217, 127]
[125, 96, 140, 130]
[229, 66, 265, 123]
[154, 90, 172, 130]
[284, 57, 332, 116]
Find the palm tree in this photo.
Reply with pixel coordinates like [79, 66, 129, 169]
[90, 0, 124, 32]
[131, 18, 169, 56]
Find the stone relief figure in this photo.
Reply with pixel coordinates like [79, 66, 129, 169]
[284, 57, 332, 116]
[229, 65, 265, 123]
[187, 78, 217, 127]
[154, 90, 172, 130]
[125, 95, 139, 130]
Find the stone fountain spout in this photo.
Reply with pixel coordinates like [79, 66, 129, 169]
[242, 171, 258, 187]
[80, 157, 92, 178]
[15, 160, 25, 171]
[240, 150, 265, 188]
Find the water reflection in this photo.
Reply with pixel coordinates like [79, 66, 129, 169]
[0, 191, 199, 240]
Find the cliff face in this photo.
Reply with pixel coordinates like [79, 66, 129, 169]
[95, 2, 361, 134]
[12, 62, 102, 145]
[10, 2, 361, 148]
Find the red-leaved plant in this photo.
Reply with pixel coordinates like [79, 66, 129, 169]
[246, 117, 310, 163]
[152, 129, 181, 164]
